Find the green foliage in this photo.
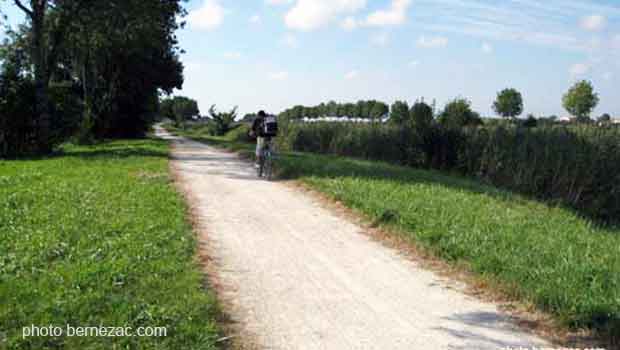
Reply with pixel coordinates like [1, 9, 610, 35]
[389, 100, 410, 124]
[0, 46, 81, 157]
[173, 97, 200, 124]
[563, 80, 599, 123]
[159, 98, 175, 121]
[3, 0, 186, 151]
[370, 101, 389, 119]
[0, 54, 38, 157]
[522, 114, 538, 128]
[0, 139, 221, 349]
[227, 124, 253, 143]
[207, 105, 237, 136]
[438, 98, 482, 128]
[410, 100, 434, 129]
[160, 96, 199, 127]
[279, 100, 390, 120]
[493, 88, 523, 119]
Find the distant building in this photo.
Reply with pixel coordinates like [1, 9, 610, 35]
[557, 116, 572, 123]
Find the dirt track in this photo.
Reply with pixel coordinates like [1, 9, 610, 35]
[159, 127, 550, 350]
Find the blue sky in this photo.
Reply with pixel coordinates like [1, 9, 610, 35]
[2, 0, 619, 118]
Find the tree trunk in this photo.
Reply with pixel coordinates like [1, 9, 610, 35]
[31, 0, 53, 154]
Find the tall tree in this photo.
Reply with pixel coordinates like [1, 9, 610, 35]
[493, 88, 523, 119]
[370, 101, 389, 120]
[438, 98, 482, 128]
[410, 100, 434, 128]
[562, 80, 599, 123]
[390, 100, 409, 124]
[161, 96, 199, 126]
[62, 0, 185, 137]
[10, 0, 80, 152]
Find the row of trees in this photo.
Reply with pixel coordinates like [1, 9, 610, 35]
[0, 0, 186, 156]
[160, 96, 200, 127]
[278, 80, 608, 128]
[492, 81, 602, 123]
[279, 100, 390, 120]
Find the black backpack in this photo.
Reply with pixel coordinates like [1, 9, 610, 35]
[262, 115, 278, 137]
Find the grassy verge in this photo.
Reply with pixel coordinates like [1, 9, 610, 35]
[168, 124, 620, 346]
[0, 139, 221, 349]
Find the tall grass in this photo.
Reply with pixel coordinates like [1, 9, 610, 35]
[277, 120, 620, 224]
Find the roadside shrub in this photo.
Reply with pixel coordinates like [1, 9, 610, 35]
[228, 124, 253, 143]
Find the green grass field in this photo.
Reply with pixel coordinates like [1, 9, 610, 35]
[0, 139, 221, 349]
[168, 123, 620, 346]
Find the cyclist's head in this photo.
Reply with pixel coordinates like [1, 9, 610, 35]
[258, 110, 266, 118]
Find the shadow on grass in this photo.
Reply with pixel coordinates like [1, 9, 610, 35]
[2, 138, 171, 162]
[62, 138, 170, 160]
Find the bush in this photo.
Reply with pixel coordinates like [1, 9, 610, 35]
[227, 124, 253, 143]
[206, 105, 237, 136]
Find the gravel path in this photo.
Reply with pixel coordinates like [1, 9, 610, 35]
[160, 128, 550, 350]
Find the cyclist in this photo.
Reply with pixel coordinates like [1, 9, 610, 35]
[250, 110, 276, 169]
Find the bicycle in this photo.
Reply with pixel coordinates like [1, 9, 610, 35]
[257, 139, 275, 180]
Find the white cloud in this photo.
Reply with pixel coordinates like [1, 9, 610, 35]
[365, 0, 412, 26]
[570, 62, 591, 77]
[416, 36, 448, 48]
[409, 60, 419, 68]
[370, 33, 389, 46]
[282, 33, 299, 48]
[250, 15, 261, 24]
[269, 71, 289, 80]
[414, 2, 619, 53]
[341, 16, 358, 31]
[580, 15, 606, 32]
[344, 70, 359, 80]
[266, 0, 293, 5]
[188, 0, 224, 30]
[482, 42, 493, 54]
[284, 0, 366, 31]
[223, 52, 241, 59]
